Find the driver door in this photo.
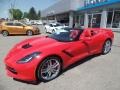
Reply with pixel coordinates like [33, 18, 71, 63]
[13, 23, 25, 34]
[80, 28, 102, 55]
[65, 40, 89, 65]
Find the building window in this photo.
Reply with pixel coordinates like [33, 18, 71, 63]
[79, 15, 84, 26]
[92, 14, 101, 28]
[112, 11, 120, 28]
[107, 10, 120, 28]
[88, 13, 101, 28]
[107, 11, 113, 28]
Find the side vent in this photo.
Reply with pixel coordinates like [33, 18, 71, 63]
[62, 50, 74, 57]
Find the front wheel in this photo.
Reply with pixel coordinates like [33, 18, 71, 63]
[37, 57, 62, 82]
[102, 40, 112, 55]
[2, 30, 9, 37]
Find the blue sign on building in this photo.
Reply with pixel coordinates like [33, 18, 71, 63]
[84, 0, 108, 7]
[79, 0, 120, 10]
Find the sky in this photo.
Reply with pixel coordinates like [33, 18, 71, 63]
[0, 0, 60, 18]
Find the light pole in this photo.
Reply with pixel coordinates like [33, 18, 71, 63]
[9, 0, 16, 20]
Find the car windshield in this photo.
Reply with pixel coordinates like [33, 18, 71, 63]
[48, 29, 83, 42]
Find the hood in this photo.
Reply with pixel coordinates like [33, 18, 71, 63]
[16, 36, 59, 50]
[5, 36, 63, 62]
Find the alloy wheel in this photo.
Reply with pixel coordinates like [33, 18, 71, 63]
[103, 40, 112, 54]
[38, 57, 61, 81]
[2, 31, 9, 37]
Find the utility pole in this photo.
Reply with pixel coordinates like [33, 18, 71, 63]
[9, 0, 16, 20]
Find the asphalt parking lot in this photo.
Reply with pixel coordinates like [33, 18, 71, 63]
[0, 27, 120, 90]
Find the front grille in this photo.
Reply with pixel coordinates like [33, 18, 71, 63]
[6, 65, 17, 74]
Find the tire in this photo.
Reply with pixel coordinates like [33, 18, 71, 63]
[2, 30, 9, 37]
[52, 29, 55, 33]
[37, 56, 62, 82]
[102, 40, 112, 55]
[26, 30, 33, 36]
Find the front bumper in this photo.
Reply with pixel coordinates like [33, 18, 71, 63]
[5, 57, 41, 81]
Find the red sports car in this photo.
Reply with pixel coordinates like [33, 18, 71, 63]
[4, 28, 114, 82]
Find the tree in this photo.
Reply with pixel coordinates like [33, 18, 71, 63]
[28, 7, 38, 20]
[38, 10, 41, 19]
[23, 12, 28, 18]
[9, 9, 23, 20]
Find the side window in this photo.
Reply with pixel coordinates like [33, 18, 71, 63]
[14, 23, 23, 26]
[6, 23, 14, 26]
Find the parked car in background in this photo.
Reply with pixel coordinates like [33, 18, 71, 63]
[30, 20, 43, 25]
[4, 28, 114, 82]
[34, 20, 43, 25]
[24, 21, 32, 25]
[44, 23, 68, 33]
[0, 21, 40, 36]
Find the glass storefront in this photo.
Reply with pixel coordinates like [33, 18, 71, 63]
[88, 13, 101, 28]
[112, 11, 120, 28]
[107, 10, 120, 28]
[74, 14, 84, 27]
[84, 9, 120, 29]
[79, 15, 84, 26]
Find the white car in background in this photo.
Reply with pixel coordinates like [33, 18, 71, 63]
[34, 20, 43, 25]
[30, 20, 43, 25]
[45, 23, 68, 33]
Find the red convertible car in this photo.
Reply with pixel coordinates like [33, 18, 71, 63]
[4, 28, 114, 82]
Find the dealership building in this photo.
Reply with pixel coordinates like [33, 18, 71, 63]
[41, 0, 120, 31]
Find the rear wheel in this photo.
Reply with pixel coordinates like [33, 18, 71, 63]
[2, 30, 9, 37]
[26, 30, 33, 36]
[52, 29, 55, 33]
[102, 40, 112, 55]
[37, 56, 62, 82]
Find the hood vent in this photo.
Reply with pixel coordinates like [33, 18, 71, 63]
[22, 43, 32, 49]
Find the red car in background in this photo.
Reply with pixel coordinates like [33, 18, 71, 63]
[4, 28, 114, 82]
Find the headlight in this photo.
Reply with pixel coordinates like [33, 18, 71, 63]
[17, 52, 41, 64]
